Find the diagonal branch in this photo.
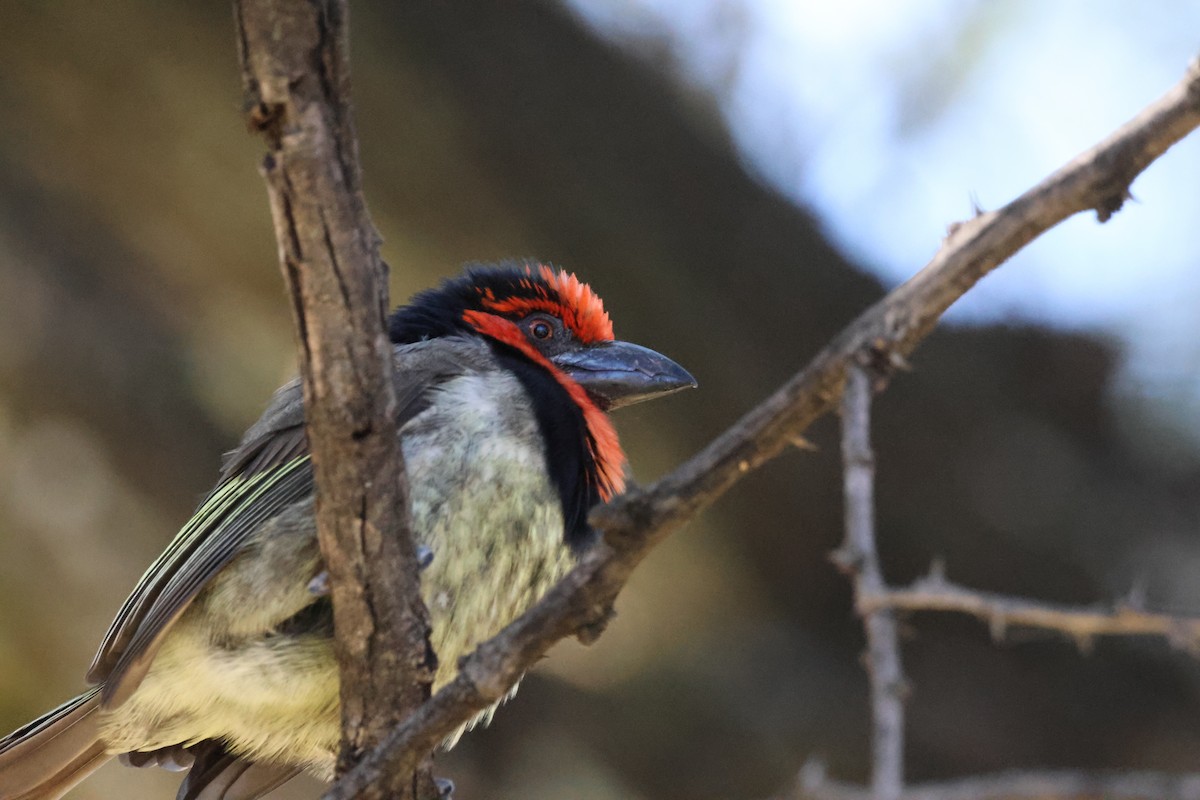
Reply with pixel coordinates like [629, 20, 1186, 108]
[862, 564, 1200, 653]
[326, 57, 1200, 800]
[835, 366, 905, 800]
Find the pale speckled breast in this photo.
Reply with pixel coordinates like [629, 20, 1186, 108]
[403, 371, 574, 690]
[99, 366, 575, 775]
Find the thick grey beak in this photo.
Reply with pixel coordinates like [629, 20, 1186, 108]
[552, 340, 697, 409]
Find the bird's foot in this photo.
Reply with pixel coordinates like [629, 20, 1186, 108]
[308, 548, 429, 598]
[307, 570, 330, 597]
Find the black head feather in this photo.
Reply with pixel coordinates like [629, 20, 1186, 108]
[388, 259, 561, 344]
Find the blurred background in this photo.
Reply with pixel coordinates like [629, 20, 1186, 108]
[2, 1, 1200, 798]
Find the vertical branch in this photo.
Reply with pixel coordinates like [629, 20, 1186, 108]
[837, 366, 906, 800]
[233, 1, 436, 797]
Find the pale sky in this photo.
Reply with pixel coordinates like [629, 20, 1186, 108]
[569, 0, 1200, 436]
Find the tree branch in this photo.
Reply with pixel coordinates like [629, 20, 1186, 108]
[327, 53, 1200, 800]
[862, 563, 1200, 653]
[233, 1, 435, 797]
[793, 761, 1200, 800]
[834, 367, 905, 800]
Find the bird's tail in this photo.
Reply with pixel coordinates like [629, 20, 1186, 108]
[0, 688, 109, 800]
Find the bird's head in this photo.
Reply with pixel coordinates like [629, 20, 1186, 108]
[389, 261, 695, 505]
[389, 261, 695, 411]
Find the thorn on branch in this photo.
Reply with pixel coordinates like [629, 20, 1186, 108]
[789, 434, 819, 451]
[1095, 187, 1133, 223]
[798, 757, 829, 792]
[1123, 579, 1147, 613]
[926, 559, 947, 587]
[988, 613, 1007, 642]
[969, 193, 986, 217]
[575, 605, 617, 645]
[829, 545, 864, 574]
[886, 351, 912, 373]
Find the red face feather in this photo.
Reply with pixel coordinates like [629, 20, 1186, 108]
[461, 265, 626, 501]
[476, 264, 614, 344]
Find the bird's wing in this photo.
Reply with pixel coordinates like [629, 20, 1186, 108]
[91, 454, 315, 705]
[86, 337, 491, 707]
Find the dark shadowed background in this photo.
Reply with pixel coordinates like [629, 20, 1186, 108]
[2, 2, 1200, 799]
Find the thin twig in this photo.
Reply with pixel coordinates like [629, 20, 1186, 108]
[326, 58, 1200, 799]
[836, 366, 905, 800]
[861, 564, 1200, 653]
[793, 761, 1200, 800]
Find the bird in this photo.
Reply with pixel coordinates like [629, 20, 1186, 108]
[0, 261, 695, 800]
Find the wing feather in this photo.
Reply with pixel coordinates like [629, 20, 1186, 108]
[85, 337, 494, 707]
[86, 477, 268, 684]
[99, 459, 315, 706]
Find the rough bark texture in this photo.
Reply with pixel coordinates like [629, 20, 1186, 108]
[233, 2, 436, 797]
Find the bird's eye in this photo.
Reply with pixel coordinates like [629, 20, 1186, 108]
[530, 320, 553, 340]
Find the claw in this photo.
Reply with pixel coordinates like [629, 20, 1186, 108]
[307, 570, 330, 597]
[309, 549, 428, 597]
